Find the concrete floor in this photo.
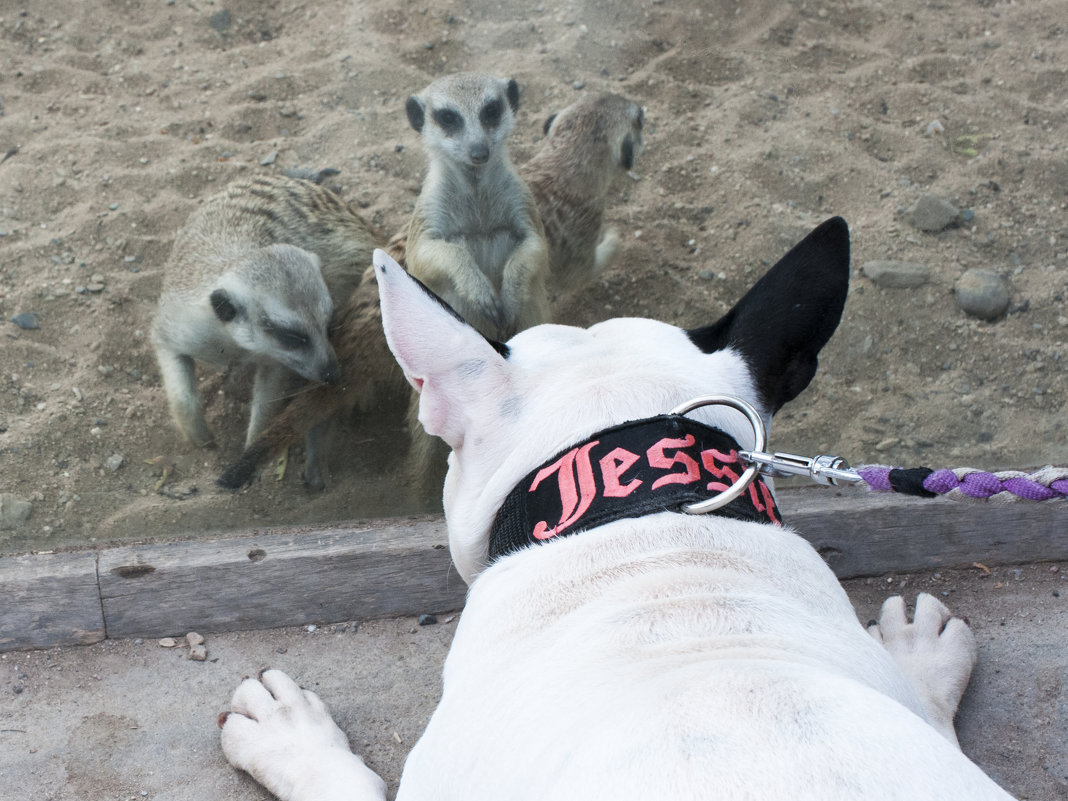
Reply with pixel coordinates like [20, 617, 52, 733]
[1, 561, 1065, 801]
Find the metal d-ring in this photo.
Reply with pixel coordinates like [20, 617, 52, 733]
[669, 395, 767, 515]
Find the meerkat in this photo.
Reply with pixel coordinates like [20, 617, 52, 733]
[521, 92, 645, 292]
[151, 174, 375, 466]
[216, 254, 409, 492]
[216, 92, 647, 496]
[403, 72, 551, 341]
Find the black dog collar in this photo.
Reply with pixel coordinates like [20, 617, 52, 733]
[488, 415, 782, 562]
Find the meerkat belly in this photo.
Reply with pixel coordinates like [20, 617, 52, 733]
[447, 226, 522, 287]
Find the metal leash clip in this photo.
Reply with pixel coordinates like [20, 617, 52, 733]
[670, 395, 863, 517]
[737, 450, 863, 487]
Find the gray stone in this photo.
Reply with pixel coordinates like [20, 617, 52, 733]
[0, 493, 32, 530]
[9, 312, 39, 330]
[862, 260, 930, 289]
[956, 268, 1010, 321]
[209, 9, 232, 33]
[105, 454, 125, 472]
[910, 195, 960, 232]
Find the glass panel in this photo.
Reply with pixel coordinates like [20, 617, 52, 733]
[1, 0, 1064, 555]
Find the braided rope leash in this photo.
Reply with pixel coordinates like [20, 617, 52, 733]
[856, 465, 1068, 503]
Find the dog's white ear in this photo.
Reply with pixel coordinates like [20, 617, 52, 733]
[688, 217, 850, 414]
[373, 249, 510, 450]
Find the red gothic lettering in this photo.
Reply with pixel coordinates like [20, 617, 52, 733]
[648, 435, 701, 490]
[599, 447, 642, 498]
[701, 448, 740, 492]
[748, 480, 781, 526]
[529, 441, 600, 540]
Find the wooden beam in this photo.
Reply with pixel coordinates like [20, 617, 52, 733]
[98, 516, 465, 639]
[2, 490, 1066, 649]
[0, 551, 104, 651]
[781, 485, 1068, 577]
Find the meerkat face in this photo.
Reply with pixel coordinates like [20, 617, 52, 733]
[210, 244, 340, 385]
[406, 73, 520, 169]
[543, 93, 646, 172]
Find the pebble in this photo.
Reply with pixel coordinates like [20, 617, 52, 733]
[105, 454, 125, 472]
[572, 80, 586, 90]
[10, 312, 40, 330]
[0, 493, 33, 530]
[909, 195, 960, 232]
[955, 268, 1009, 321]
[261, 150, 279, 166]
[186, 631, 205, 647]
[417, 614, 438, 626]
[861, 260, 930, 289]
[158, 637, 177, 648]
[189, 644, 207, 661]
[209, 8, 232, 32]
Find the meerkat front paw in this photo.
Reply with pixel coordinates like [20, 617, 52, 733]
[220, 670, 385, 801]
[593, 225, 621, 274]
[868, 593, 977, 746]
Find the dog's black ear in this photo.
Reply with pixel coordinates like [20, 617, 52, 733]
[620, 133, 635, 170]
[688, 217, 850, 414]
[542, 112, 557, 136]
[406, 95, 425, 132]
[210, 289, 241, 323]
[505, 78, 520, 113]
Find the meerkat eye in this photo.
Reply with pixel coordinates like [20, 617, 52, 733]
[432, 107, 463, 134]
[480, 99, 503, 128]
[265, 321, 310, 350]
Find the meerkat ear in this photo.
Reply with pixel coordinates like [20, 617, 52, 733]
[620, 134, 635, 170]
[405, 95, 425, 133]
[209, 289, 241, 323]
[542, 112, 557, 136]
[505, 78, 520, 113]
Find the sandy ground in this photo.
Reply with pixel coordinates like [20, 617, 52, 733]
[0, 563, 1065, 800]
[0, 0, 1065, 555]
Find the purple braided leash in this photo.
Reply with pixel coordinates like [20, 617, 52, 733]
[856, 465, 1068, 502]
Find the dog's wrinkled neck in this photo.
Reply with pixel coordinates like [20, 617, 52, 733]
[488, 415, 781, 562]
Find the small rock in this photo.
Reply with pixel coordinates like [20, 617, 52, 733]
[189, 644, 207, 661]
[924, 120, 944, 137]
[862, 260, 930, 289]
[0, 493, 32, 530]
[572, 80, 586, 90]
[417, 614, 438, 626]
[104, 454, 125, 472]
[186, 631, 205, 647]
[209, 8, 232, 32]
[956, 268, 1009, 321]
[909, 195, 960, 232]
[261, 150, 279, 166]
[10, 312, 40, 330]
[86, 284, 105, 293]
[159, 484, 198, 500]
[158, 637, 177, 648]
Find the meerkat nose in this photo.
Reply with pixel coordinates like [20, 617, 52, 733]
[320, 360, 341, 385]
[469, 142, 489, 164]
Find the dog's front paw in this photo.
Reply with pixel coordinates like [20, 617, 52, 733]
[220, 669, 386, 801]
[868, 593, 977, 746]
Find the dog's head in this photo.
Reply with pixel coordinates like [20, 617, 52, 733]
[374, 217, 849, 582]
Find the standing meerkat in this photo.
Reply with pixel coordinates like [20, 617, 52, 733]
[403, 72, 550, 341]
[521, 92, 645, 292]
[151, 174, 375, 463]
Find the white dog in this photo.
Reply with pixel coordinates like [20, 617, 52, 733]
[219, 218, 1014, 800]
